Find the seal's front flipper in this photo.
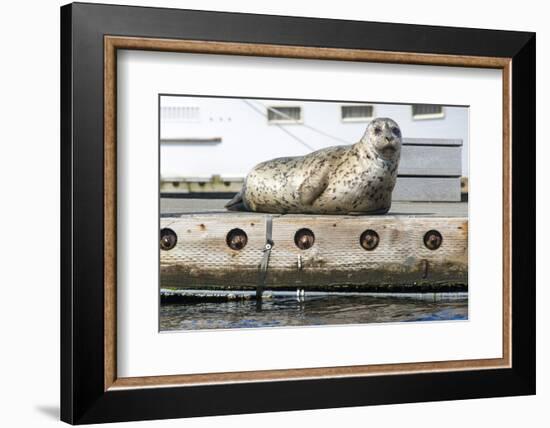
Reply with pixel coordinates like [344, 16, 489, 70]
[225, 190, 247, 211]
[298, 169, 329, 206]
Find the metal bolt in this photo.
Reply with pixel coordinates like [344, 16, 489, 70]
[424, 230, 443, 250]
[294, 228, 315, 250]
[160, 228, 177, 251]
[360, 229, 379, 251]
[226, 228, 248, 250]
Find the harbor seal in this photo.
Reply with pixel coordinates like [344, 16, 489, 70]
[225, 117, 402, 214]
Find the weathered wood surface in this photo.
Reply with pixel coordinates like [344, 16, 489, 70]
[160, 213, 468, 290]
[161, 199, 468, 217]
[398, 146, 461, 176]
[401, 138, 462, 146]
[393, 177, 461, 202]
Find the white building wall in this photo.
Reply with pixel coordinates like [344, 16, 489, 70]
[160, 96, 469, 179]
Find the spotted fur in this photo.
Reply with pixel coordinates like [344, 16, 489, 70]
[225, 117, 402, 214]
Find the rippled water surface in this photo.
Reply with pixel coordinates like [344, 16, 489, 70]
[160, 292, 468, 331]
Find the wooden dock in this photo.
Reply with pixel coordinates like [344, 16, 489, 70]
[160, 199, 468, 292]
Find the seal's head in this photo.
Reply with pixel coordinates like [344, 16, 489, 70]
[362, 117, 402, 160]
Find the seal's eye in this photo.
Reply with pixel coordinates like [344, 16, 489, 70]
[374, 127, 382, 136]
[391, 127, 401, 138]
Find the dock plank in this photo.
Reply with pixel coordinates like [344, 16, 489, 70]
[399, 146, 461, 176]
[160, 198, 467, 217]
[402, 137, 463, 146]
[160, 212, 468, 290]
[393, 177, 461, 202]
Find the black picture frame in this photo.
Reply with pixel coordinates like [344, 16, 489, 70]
[61, 2, 535, 424]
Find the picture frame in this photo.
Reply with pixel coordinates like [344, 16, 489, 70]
[60, 2, 535, 424]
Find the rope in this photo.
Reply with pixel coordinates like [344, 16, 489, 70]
[261, 102, 351, 145]
[241, 99, 316, 151]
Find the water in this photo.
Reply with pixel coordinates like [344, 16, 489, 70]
[159, 291, 468, 331]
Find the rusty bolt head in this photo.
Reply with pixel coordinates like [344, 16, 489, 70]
[360, 229, 379, 251]
[226, 228, 248, 250]
[160, 228, 177, 251]
[424, 230, 443, 250]
[294, 228, 315, 250]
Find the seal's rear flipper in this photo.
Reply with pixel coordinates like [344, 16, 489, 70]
[225, 191, 246, 211]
